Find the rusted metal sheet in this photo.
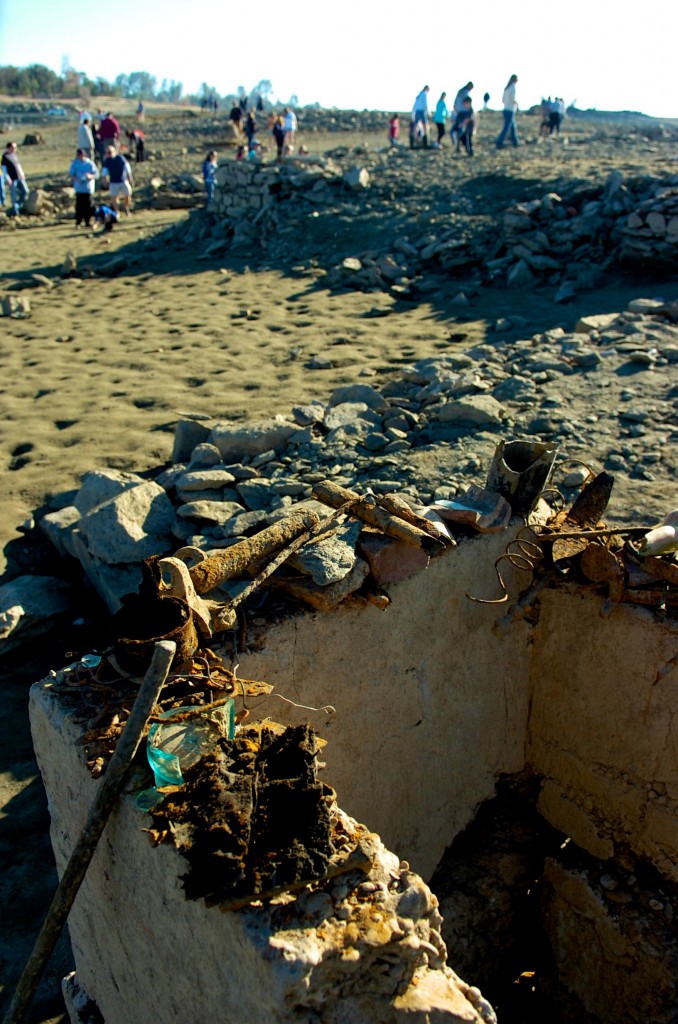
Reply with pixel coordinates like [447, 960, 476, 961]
[580, 543, 626, 611]
[549, 472, 614, 568]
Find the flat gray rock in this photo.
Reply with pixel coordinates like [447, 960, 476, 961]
[236, 478, 275, 511]
[0, 575, 74, 655]
[210, 417, 297, 462]
[78, 481, 176, 564]
[40, 505, 81, 560]
[174, 469, 237, 491]
[74, 469, 146, 514]
[328, 384, 389, 412]
[176, 500, 245, 524]
[436, 395, 507, 427]
[289, 521, 364, 585]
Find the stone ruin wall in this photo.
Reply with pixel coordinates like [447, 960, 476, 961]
[30, 528, 678, 1024]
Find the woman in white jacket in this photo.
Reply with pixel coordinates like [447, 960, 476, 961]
[496, 74, 519, 149]
[77, 118, 95, 160]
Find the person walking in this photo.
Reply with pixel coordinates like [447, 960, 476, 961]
[69, 147, 99, 227]
[411, 85, 430, 141]
[101, 145, 133, 215]
[77, 117, 95, 159]
[98, 111, 121, 151]
[433, 92, 448, 146]
[496, 74, 519, 149]
[455, 97, 475, 156]
[451, 82, 473, 146]
[202, 150, 218, 205]
[126, 128, 146, 163]
[283, 107, 297, 154]
[272, 115, 286, 160]
[2, 141, 28, 216]
[245, 110, 257, 144]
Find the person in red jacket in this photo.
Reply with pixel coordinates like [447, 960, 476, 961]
[98, 112, 121, 150]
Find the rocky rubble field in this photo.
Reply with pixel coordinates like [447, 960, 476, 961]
[1, 99, 678, 1024]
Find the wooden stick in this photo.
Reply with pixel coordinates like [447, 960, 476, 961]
[2, 640, 176, 1024]
[189, 510, 320, 594]
[312, 481, 442, 554]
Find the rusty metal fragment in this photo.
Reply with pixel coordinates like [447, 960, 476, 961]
[377, 493, 454, 543]
[313, 480, 443, 553]
[112, 558, 199, 674]
[187, 509, 320, 594]
[635, 555, 678, 587]
[549, 472, 614, 568]
[580, 543, 626, 614]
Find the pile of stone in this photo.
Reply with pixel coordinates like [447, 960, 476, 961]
[177, 154, 376, 255]
[211, 154, 348, 214]
[0, 185, 72, 223]
[26, 300, 676, 637]
[491, 171, 678, 298]
[143, 173, 206, 210]
[188, 148, 678, 300]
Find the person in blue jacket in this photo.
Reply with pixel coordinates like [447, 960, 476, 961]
[202, 151, 218, 205]
[433, 92, 448, 146]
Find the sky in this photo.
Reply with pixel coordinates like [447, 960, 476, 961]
[1, 0, 677, 118]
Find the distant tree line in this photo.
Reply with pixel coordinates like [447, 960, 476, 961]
[0, 64, 183, 101]
[0, 65, 298, 109]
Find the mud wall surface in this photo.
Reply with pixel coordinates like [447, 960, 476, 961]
[232, 530, 532, 879]
[231, 536, 678, 885]
[528, 589, 678, 880]
[29, 688, 494, 1024]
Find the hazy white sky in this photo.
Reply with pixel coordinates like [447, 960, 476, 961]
[1, 0, 676, 117]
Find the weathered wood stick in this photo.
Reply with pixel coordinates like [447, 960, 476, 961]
[189, 510, 320, 594]
[377, 493, 451, 544]
[2, 640, 176, 1024]
[312, 481, 442, 554]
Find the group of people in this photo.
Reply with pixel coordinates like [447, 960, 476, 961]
[201, 106, 301, 205]
[230, 105, 299, 161]
[403, 82, 478, 154]
[77, 110, 146, 165]
[68, 141, 132, 230]
[66, 108, 141, 229]
[401, 75, 524, 153]
[539, 96, 566, 136]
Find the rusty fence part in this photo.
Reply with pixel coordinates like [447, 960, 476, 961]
[187, 509, 320, 595]
[313, 480, 443, 554]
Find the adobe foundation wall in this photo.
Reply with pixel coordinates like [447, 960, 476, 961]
[29, 530, 678, 1024]
[229, 530, 532, 879]
[29, 686, 495, 1024]
[528, 589, 678, 880]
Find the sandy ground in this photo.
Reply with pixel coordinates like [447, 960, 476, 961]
[1, 102, 677, 1021]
